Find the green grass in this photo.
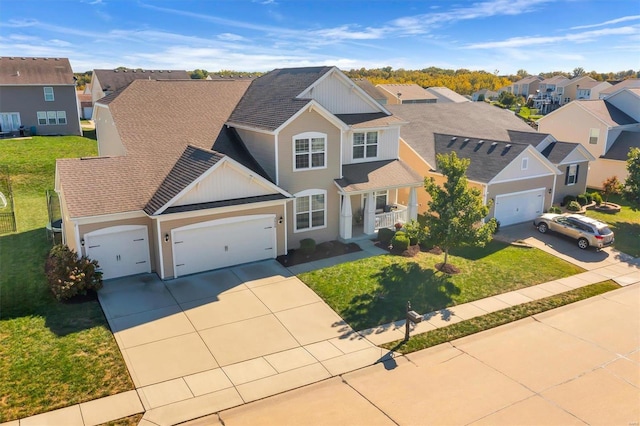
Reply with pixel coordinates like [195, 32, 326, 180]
[584, 192, 640, 258]
[299, 241, 584, 331]
[382, 280, 620, 354]
[0, 136, 134, 422]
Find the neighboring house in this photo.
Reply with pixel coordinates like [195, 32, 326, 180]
[388, 102, 588, 226]
[376, 83, 437, 104]
[599, 78, 640, 99]
[537, 88, 640, 188]
[352, 78, 388, 104]
[424, 86, 470, 103]
[556, 75, 599, 106]
[56, 67, 424, 280]
[88, 68, 190, 106]
[471, 89, 498, 102]
[501, 76, 542, 98]
[575, 80, 612, 101]
[0, 56, 81, 136]
[77, 92, 92, 119]
[533, 75, 569, 114]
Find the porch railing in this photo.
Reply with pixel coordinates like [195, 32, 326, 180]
[375, 205, 408, 230]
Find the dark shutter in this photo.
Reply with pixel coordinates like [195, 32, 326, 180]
[575, 164, 579, 183]
[565, 166, 570, 185]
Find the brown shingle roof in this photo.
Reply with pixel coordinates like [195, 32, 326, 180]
[336, 160, 423, 192]
[352, 78, 387, 101]
[376, 84, 438, 101]
[0, 57, 75, 85]
[92, 69, 190, 92]
[599, 79, 640, 96]
[57, 79, 252, 218]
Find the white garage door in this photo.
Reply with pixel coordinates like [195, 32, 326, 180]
[494, 188, 545, 227]
[84, 225, 151, 280]
[172, 215, 276, 278]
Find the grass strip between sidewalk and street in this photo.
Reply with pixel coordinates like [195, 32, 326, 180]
[381, 280, 620, 354]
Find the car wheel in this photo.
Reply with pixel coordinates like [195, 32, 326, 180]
[537, 222, 548, 233]
[577, 238, 589, 250]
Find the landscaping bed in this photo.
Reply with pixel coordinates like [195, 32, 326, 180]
[277, 240, 361, 266]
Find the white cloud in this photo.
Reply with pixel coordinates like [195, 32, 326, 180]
[217, 33, 246, 42]
[571, 15, 640, 30]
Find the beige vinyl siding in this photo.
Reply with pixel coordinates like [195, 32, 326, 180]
[342, 127, 400, 165]
[586, 158, 629, 189]
[94, 105, 125, 156]
[159, 204, 286, 279]
[78, 216, 156, 272]
[491, 149, 553, 183]
[235, 128, 277, 182]
[538, 104, 609, 160]
[486, 175, 554, 218]
[277, 109, 342, 248]
[305, 73, 380, 114]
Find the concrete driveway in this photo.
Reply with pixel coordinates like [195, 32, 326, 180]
[98, 260, 387, 425]
[496, 222, 639, 274]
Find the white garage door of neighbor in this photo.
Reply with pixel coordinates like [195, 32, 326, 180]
[84, 225, 151, 280]
[494, 188, 545, 227]
[172, 215, 276, 278]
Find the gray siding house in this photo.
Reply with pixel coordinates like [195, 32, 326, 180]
[0, 57, 81, 136]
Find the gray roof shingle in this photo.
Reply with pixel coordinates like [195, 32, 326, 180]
[577, 100, 637, 126]
[0, 57, 75, 85]
[539, 141, 580, 164]
[388, 102, 535, 167]
[335, 160, 423, 192]
[228, 66, 333, 131]
[603, 131, 640, 161]
[433, 134, 529, 183]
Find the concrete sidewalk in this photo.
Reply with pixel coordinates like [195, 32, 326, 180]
[210, 283, 639, 425]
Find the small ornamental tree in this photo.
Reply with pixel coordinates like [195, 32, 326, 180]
[602, 176, 622, 204]
[623, 147, 640, 209]
[45, 244, 103, 301]
[423, 152, 497, 272]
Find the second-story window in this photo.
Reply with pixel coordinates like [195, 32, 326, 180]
[353, 131, 378, 159]
[44, 87, 54, 101]
[294, 132, 326, 171]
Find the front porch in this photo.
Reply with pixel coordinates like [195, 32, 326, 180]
[334, 159, 423, 241]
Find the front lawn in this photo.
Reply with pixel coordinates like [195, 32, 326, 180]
[0, 136, 134, 422]
[584, 192, 640, 258]
[299, 241, 584, 331]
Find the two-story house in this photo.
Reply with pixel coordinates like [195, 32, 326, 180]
[0, 57, 81, 136]
[501, 76, 542, 98]
[533, 75, 569, 113]
[538, 87, 640, 188]
[598, 78, 640, 99]
[56, 67, 423, 280]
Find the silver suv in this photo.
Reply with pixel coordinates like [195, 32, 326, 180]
[533, 213, 614, 250]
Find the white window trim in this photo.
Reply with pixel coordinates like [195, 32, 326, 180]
[44, 87, 54, 102]
[56, 111, 67, 125]
[567, 164, 578, 186]
[375, 190, 388, 212]
[37, 110, 67, 125]
[292, 131, 327, 172]
[589, 128, 599, 145]
[293, 189, 327, 233]
[37, 111, 47, 125]
[521, 157, 529, 171]
[352, 130, 379, 162]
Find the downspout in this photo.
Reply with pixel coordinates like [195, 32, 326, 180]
[156, 218, 165, 280]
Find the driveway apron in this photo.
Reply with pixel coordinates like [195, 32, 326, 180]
[98, 260, 387, 424]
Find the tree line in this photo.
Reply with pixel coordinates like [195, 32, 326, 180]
[74, 66, 638, 95]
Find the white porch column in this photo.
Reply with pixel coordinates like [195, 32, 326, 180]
[363, 191, 376, 235]
[408, 187, 418, 221]
[339, 194, 353, 240]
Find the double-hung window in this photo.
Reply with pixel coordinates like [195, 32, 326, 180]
[47, 111, 57, 125]
[56, 111, 67, 125]
[353, 131, 378, 159]
[44, 87, 54, 101]
[566, 164, 578, 185]
[294, 132, 326, 170]
[294, 189, 326, 232]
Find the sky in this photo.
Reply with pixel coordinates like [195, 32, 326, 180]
[0, 0, 638, 75]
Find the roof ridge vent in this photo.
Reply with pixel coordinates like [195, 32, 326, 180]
[505, 144, 512, 148]
[451, 137, 457, 141]
[491, 142, 498, 146]
[464, 138, 470, 142]
[477, 140, 484, 144]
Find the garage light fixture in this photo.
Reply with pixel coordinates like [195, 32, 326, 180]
[164, 233, 170, 242]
